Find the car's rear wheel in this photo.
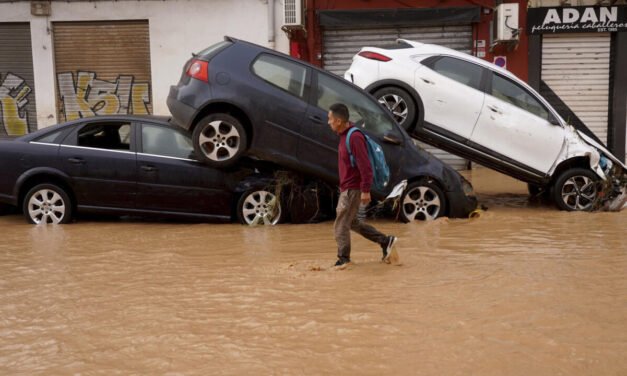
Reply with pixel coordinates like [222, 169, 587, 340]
[374, 86, 416, 132]
[400, 179, 447, 222]
[192, 113, 247, 168]
[237, 188, 284, 225]
[553, 168, 599, 211]
[23, 184, 73, 224]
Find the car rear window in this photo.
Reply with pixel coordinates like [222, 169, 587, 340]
[196, 41, 232, 58]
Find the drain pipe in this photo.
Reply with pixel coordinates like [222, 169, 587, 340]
[267, 0, 276, 50]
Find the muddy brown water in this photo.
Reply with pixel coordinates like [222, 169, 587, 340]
[0, 168, 625, 375]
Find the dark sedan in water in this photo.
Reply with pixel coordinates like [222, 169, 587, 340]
[0, 115, 305, 225]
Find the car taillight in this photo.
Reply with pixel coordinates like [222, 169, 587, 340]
[358, 51, 392, 62]
[186, 59, 209, 82]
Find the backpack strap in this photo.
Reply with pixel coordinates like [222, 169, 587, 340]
[345, 127, 360, 168]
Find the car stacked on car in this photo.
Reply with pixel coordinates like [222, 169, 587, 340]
[345, 39, 626, 212]
[0, 37, 478, 225]
[167, 36, 478, 222]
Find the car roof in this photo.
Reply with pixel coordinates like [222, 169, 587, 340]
[391, 39, 522, 82]
[18, 115, 176, 142]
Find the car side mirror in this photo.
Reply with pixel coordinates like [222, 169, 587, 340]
[383, 133, 402, 145]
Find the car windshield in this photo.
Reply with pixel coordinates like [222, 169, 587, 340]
[316, 73, 402, 139]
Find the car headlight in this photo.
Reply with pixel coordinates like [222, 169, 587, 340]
[461, 176, 475, 197]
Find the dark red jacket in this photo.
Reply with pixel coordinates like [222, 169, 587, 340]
[338, 126, 373, 193]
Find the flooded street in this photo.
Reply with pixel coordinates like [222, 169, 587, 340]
[1, 168, 625, 375]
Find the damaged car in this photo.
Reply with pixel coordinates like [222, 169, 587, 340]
[167, 36, 478, 221]
[345, 39, 627, 211]
[0, 115, 335, 225]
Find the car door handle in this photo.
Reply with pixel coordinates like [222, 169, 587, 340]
[419, 77, 434, 85]
[67, 157, 85, 165]
[487, 105, 502, 114]
[308, 115, 324, 124]
[141, 165, 157, 172]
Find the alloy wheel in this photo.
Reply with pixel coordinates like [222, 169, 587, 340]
[378, 94, 408, 124]
[560, 175, 597, 211]
[27, 189, 67, 224]
[402, 186, 441, 221]
[198, 120, 241, 162]
[240, 190, 281, 225]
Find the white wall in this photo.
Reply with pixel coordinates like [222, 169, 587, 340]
[0, 0, 290, 128]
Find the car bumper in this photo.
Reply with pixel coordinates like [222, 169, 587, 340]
[167, 86, 198, 131]
[446, 190, 478, 218]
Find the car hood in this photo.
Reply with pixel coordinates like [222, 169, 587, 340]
[577, 130, 627, 171]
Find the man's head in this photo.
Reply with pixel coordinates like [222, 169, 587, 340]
[328, 103, 350, 134]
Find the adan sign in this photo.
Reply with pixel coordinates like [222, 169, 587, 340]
[527, 6, 627, 34]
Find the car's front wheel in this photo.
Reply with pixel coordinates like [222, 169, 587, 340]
[237, 188, 284, 225]
[553, 168, 599, 211]
[374, 86, 417, 132]
[192, 113, 247, 168]
[400, 179, 447, 222]
[23, 183, 73, 224]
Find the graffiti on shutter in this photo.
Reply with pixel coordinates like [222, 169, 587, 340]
[57, 71, 151, 121]
[0, 72, 32, 136]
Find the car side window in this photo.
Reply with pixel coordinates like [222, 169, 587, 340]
[34, 129, 66, 144]
[428, 56, 483, 91]
[491, 73, 550, 121]
[141, 123, 195, 159]
[316, 73, 401, 139]
[252, 54, 308, 98]
[77, 122, 131, 150]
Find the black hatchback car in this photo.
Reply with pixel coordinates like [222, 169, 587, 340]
[168, 36, 477, 221]
[0, 115, 314, 225]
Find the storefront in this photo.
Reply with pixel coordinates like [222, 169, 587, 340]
[0, 22, 37, 137]
[52, 20, 153, 123]
[527, 5, 627, 162]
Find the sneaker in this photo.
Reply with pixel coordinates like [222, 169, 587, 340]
[334, 259, 352, 270]
[382, 236, 398, 264]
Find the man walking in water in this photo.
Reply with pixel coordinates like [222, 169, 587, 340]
[328, 103, 398, 269]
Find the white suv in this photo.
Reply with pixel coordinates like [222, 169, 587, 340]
[345, 39, 626, 211]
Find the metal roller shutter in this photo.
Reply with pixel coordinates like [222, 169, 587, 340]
[53, 20, 153, 122]
[541, 33, 610, 145]
[323, 25, 472, 170]
[0, 23, 37, 137]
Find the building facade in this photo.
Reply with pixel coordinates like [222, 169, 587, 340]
[0, 0, 289, 135]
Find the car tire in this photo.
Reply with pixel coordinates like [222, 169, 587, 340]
[553, 168, 599, 211]
[374, 86, 417, 132]
[237, 188, 284, 225]
[192, 113, 247, 168]
[22, 183, 73, 224]
[400, 179, 447, 222]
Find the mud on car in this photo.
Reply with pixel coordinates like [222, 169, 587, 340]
[345, 39, 627, 212]
[167, 36, 478, 221]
